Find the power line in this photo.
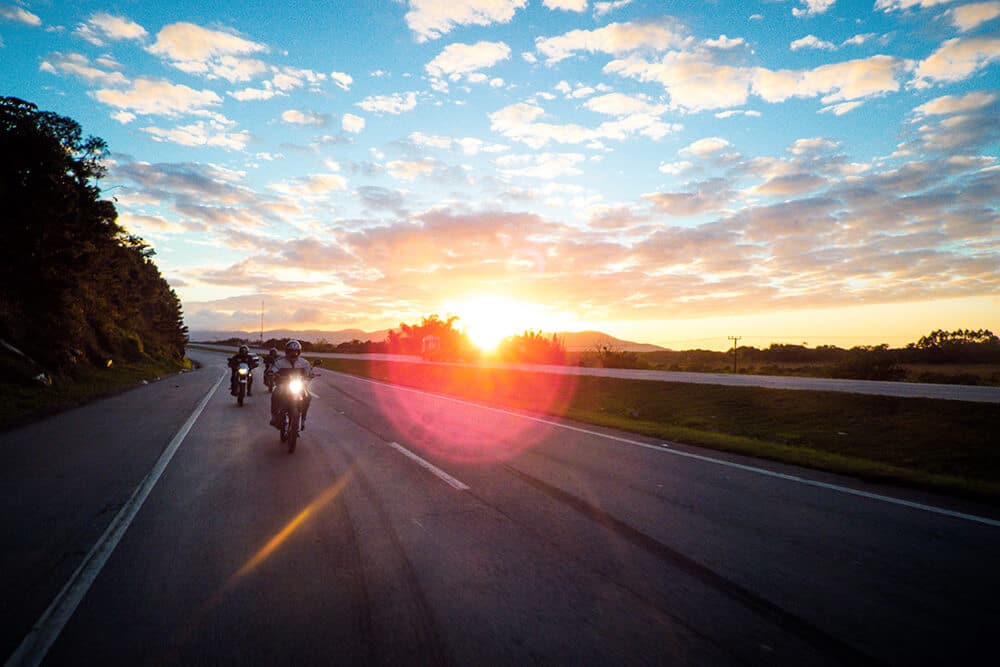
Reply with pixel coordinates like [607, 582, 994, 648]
[728, 336, 741, 373]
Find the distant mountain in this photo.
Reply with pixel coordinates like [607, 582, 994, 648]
[556, 331, 666, 352]
[190, 328, 665, 352]
[189, 329, 391, 345]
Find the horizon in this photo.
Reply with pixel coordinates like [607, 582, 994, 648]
[3, 1, 997, 351]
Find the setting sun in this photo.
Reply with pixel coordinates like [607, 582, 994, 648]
[447, 297, 545, 351]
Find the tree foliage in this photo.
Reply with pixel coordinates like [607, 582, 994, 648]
[387, 314, 472, 359]
[0, 96, 187, 372]
[496, 330, 566, 365]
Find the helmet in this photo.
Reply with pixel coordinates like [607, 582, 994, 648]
[269, 347, 278, 356]
[239, 345, 249, 355]
[285, 339, 302, 360]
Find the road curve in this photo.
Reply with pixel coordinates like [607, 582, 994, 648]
[193, 344, 1000, 403]
[2, 348, 998, 665]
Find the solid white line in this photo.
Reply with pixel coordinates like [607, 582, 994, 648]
[335, 372, 1000, 529]
[5, 371, 227, 667]
[387, 441, 469, 491]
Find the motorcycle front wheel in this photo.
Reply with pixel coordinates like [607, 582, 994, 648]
[237, 383, 245, 407]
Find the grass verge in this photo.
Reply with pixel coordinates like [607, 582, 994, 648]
[0, 357, 192, 433]
[316, 357, 1000, 503]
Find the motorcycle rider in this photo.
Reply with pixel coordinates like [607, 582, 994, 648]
[262, 346, 280, 390]
[227, 344, 259, 396]
[269, 340, 313, 430]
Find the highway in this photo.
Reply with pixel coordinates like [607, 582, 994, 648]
[193, 344, 1000, 403]
[2, 348, 999, 665]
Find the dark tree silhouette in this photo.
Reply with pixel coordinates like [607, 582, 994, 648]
[0, 96, 187, 372]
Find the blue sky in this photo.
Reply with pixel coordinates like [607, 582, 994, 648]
[2, 0, 998, 348]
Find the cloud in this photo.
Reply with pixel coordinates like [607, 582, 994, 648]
[496, 152, 586, 179]
[281, 109, 329, 126]
[913, 90, 996, 115]
[642, 178, 737, 216]
[911, 37, 1000, 88]
[426, 40, 510, 80]
[386, 158, 437, 181]
[947, 2, 1000, 31]
[342, 113, 365, 133]
[788, 138, 839, 155]
[704, 35, 744, 50]
[791, 35, 836, 51]
[593, 0, 634, 17]
[228, 66, 327, 101]
[0, 4, 41, 26]
[792, 0, 836, 17]
[536, 19, 690, 64]
[752, 55, 912, 104]
[907, 91, 1000, 153]
[330, 71, 353, 90]
[679, 137, 731, 157]
[74, 12, 147, 46]
[842, 33, 877, 47]
[584, 92, 663, 115]
[93, 77, 222, 117]
[40, 52, 129, 87]
[875, 0, 957, 11]
[544, 0, 587, 11]
[357, 91, 418, 114]
[405, 0, 527, 42]
[605, 53, 753, 112]
[141, 120, 252, 150]
[819, 100, 864, 115]
[489, 101, 679, 148]
[149, 22, 269, 81]
[268, 173, 348, 198]
[658, 160, 693, 175]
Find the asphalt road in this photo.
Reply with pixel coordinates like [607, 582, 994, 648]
[2, 349, 999, 665]
[193, 344, 1000, 403]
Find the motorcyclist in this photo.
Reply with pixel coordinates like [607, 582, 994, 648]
[227, 344, 259, 396]
[263, 347, 279, 370]
[269, 340, 313, 430]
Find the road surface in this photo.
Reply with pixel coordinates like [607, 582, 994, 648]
[2, 348, 998, 665]
[193, 344, 1000, 403]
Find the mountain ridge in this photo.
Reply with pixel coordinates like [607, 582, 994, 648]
[189, 328, 666, 352]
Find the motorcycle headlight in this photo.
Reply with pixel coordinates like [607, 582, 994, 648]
[238, 367, 248, 375]
[289, 379, 304, 394]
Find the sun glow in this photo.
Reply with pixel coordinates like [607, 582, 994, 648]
[448, 296, 547, 351]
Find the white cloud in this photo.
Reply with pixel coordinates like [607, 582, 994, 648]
[594, 0, 634, 17]
[913, 91, 996, 116]
[704, 35, 744, 49]
[387, 158, 437, 180]
[405, 0, 528, 42]
[819, 100, 864, 115]
[658, 160, 693, 175]
[788, 138, 839, 155]
[536, 19, 690, 64]
[229, 86, 280, 101]
[679, 137, 730, 158]
[111, 111, 136, 124]
[791, 35, 836, 51]
[149, 22, 268, 81]
[141, 120, 252, 151]
[497, 152, 586, 179]
[842, 33, 876, 47]
[911, 37, 1000, 88]
[490, 101, 678, 148]
[948, 2, 1000, 31]
[342, 113, 365, 133]
[753, 55, 911, 104]
[74, 12, 147, 46]
[875, 0, 956, 11]
[605, 53, 753, 112]
[426, 40, 510, 79]
[93, 77, 222, 117]
[268, 173, 347, 197]
[584, 92, 663, 115]
[357, 91, 418, 114]
[544, 0, 588, 11]
[330, 71, 353, 90]
[281, 109, 328, 126]
[793, 0, 836, 17]
[40, 52, 129, 87]
[0, 5, 41, 26]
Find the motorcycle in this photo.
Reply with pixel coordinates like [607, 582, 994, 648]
[235, 361, 251, 407]
[276, 361, 321, 454]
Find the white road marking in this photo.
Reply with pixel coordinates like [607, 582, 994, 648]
[337, 373, 1000, 529]
[387, 441, 469, 491]
[5, 371, 227, 667]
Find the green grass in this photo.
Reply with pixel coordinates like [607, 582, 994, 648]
[0, 357, 191, 432]
[316, 357, 1000, 503]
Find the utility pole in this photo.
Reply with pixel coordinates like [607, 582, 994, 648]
[259, 299, 264, 349]
[728, 336, 741, 373]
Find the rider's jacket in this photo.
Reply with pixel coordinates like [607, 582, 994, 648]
[263, 353, 279, 369]
[228, 352, 258, 370]
[273, 356, 311, 382]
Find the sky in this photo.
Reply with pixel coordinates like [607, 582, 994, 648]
[2, 0, 998, 351]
